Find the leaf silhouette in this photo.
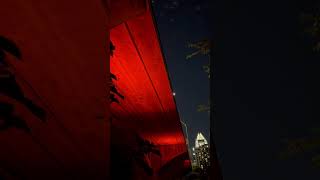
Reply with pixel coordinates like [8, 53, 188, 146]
[0, 36, 46, 122]
[0, 102, 31, 133]
[110, 41, 115, 57]
[186, 39, 211, 59]
[110, 73, 117, 80]
[0, 76, 46, 121]
[110, 93, 120, 104]
[197, 104, 210, 113]
[133, 134, 162, 176]
[22, 98, 46, 121]
[0, 36, 22, 60]
[135, 135, 161, 157]
[110, 84, 124, 99]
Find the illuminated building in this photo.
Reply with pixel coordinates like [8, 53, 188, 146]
[194, 132, 210, 172]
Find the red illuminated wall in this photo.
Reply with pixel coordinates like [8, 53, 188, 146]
[110, 5, 185, 145]
[110, 2, 190, 178]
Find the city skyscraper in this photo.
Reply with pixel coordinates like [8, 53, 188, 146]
[192, 132, 210, 173]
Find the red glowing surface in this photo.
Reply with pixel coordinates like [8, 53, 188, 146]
[110, 5, 188, 167]
[110, 10, 186, 146]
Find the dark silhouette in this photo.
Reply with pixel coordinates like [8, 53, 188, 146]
[0, 75, 46, 121]
[109, 41, 125, 104]
[0, 36, 46, 121]
[110, 73, 117, 80]
[111, 126, 161, 178]
[0, 102, 31, 133]
[110, 41, 115, 57]
[133, 134, 161, 176]
[133, 153, 154, 176]
[135, 134, 161, 157]
[110, 93, 120, 104]
[0, 36, 22, 62]
[109, 72, 124, 104]
[110, 84, 124, 100]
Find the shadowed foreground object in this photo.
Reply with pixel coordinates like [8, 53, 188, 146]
[0, 36, 46, 122]
[0, 75, 46, 121]
[0, 36, 22, 61]
[0, 102, 30, 132]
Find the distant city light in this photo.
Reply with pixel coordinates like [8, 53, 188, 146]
[193, 132, 210, 171]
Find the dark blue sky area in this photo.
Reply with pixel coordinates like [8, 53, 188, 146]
[152, 0, 211, 148]
[153, 0, 320, 179]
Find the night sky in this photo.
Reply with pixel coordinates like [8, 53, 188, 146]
[152, 0, 211, 150]
[154, 0, 320, 179]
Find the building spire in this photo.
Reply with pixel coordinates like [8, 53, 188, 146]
[195, 132, 208, 148]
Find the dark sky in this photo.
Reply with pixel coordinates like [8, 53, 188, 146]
[154, 0, 320, 179]
[152, 0, 211, 149]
